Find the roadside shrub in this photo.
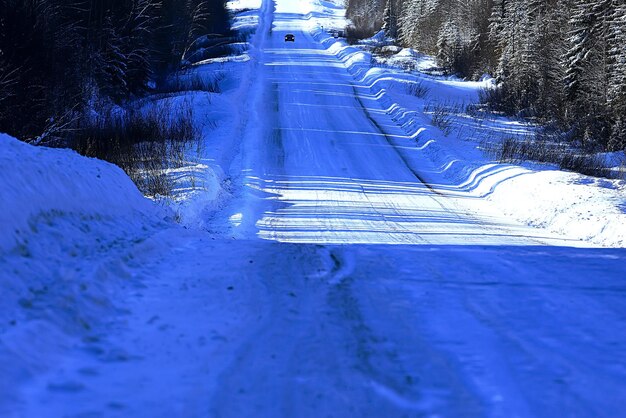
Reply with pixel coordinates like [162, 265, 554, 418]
[184, 42, 245, 65]
[607, 118, 626, 152]
[158, 71, 224, 94]
[405, 80, 430, 98]
[371, 45, 400, 58]
[345, 25, 374, 45]
[484, 134, 619, 179]
[398, 60, 419, 73]
[559, 153, 612, 178]
[479, 85, 516, 116]
[70, 102, 199, 196]
[465, 103, 487, 118]
[424, 101, 461, 136]
[480, 80, 544, 121]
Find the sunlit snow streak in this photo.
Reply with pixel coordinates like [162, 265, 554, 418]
[251, 176, 577, 246]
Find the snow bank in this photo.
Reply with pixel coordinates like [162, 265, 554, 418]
[486, 171, 626, 246]
[0, 134, 168, 412]
[0, 134, 161, 252]
[167, 161, 232, 229]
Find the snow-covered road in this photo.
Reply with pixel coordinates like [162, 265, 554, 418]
[234, 3, 573, 247]
[11, 0, 626, 417]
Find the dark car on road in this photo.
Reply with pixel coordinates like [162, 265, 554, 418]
[285, 34, 295, 42]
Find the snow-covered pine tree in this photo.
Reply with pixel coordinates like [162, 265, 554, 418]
[399, 0, 426, 47]
[488, 0, 507, 53]
[382, 0, 398, 39]
[607, 4, 626, 106]
[526, 0, 569, 120]
[607, 3, 626, 150]
[346, 0, 386, 37]
[98, 16, 130, 102]
[564, 0, 614, 147]
[398, 0, 461, 53]
[564, 0, 614, 103]
[436, 20, 462, 73]
[487, 1, 537, 112]
[125, 0, 160, 96]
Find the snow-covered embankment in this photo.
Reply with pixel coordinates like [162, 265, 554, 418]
[0, 134, 167, 410]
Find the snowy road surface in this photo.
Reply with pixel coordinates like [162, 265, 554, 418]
[12, 0, 626, 417]
[232, 4, 573, 247]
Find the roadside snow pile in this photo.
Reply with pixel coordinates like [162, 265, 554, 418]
[485, 170, 626, 246]
[167, 162, 232, 230]
[0, 134, 161, 252]
[0, 134, 168, 412]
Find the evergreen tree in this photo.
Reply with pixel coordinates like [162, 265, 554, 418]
[564, 0, 614, 147]
[0, 0, 230, 141]
[608, 3, 626, 107]
[345, 0, 626, 150]
[382, 0, 398, 38]
[436, 20, 462, 73]
[399, 0, 425, 47]
[607, 3, 626, 150]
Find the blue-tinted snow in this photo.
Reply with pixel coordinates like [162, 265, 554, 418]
[2, 0, 626, 416]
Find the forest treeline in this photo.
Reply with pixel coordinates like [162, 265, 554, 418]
[347, 0, 626, 151]
[0, 0, 229, 143]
